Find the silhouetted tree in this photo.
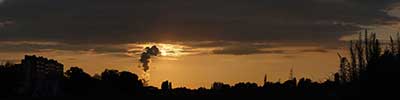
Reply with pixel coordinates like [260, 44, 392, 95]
[0, 62, 23, 97]
[336, 30, 400, 97]
[64, 67, 93, 96]
[298, 78, 313, 89]
[233, 82, 258, 89]
[118, 71, 143, 96]
[101, 69, 119, 81]
[211, 82, 230, 91]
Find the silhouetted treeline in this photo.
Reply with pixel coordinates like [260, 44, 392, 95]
[0, 56, 338, 98]
[1, 30, 400, 98]
[0, 56, 342, 98]
[64, 67, 144, 96]
[335, 30, 400, 97]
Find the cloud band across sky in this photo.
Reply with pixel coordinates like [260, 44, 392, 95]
[3, 0, 400, 88]
[1, 0, 400, 55]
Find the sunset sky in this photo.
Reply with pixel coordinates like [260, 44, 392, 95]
[1, 0, 400, 89]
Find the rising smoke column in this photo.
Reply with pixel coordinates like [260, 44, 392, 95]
[139, 45, 161, 72]
[138, 45, 160, 86]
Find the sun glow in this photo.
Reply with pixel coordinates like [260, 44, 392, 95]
[136, 43, 187, 57]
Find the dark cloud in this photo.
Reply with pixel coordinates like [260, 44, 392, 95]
[127, 50, 143, 54]
[298, 48, 330, 53]
[1, 0, 399, 45]
[211, 44, 286, 55]
[0, 41, 128, 53]
[212, 48, 286, 55]
[184, 41, 237, 48]
[185, 41, 278, 48]
[203, 41, 333, 55]
[212, 46, 331, 55]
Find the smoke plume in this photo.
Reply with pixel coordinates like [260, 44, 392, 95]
[139, 45, 161, 72]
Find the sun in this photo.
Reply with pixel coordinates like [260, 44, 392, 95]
[136, 43, 186, 57]
[158, 44, 185, 56]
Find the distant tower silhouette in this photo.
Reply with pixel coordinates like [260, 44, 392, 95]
[278, 78, 281, 83]
[264, 74, 267, 85]
[161, 80, 172, 91]
[289, 67, 294, 80]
